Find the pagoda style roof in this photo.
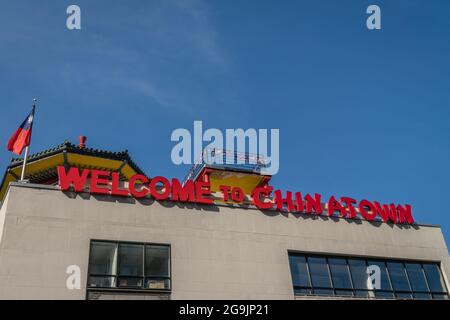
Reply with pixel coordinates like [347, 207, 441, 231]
[0, 141, 146, 202]
[184, 148, 271, 198]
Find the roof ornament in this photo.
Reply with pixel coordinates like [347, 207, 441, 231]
[79, 136, 87, 149]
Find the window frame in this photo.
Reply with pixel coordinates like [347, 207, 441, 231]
[288, 251, 449, 300]
[87, 239, 171, 294]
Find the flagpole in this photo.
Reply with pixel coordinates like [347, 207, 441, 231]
[20, 146, 30, 181]
[19, 98, 37, 182]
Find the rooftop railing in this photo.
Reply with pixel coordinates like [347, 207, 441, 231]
[183, 148, 269, 183]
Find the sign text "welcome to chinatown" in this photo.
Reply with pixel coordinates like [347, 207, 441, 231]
[57, 166, 414, 225]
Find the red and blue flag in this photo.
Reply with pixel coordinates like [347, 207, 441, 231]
[7, 106, 35, 155]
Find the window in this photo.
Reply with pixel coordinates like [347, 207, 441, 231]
[145, 245, 171, 289]
[423, 264, 447, 293]
[387, 262, 412, 298]
[118, 243, 144, 288]
[88, 241, 171, 291]
[288, 255, 311, 295]
[288, 252, 449, 300]
[405, 263, 430, 299]
[88, 242, 117, 288]
[308, 257, 333, 295]
[367, 260, 394, 298]
[328, 258, 353, 296]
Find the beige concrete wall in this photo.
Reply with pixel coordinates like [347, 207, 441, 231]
[0, 184, 448, 300]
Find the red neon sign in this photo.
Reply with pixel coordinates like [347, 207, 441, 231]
[57, 166, 414, 225]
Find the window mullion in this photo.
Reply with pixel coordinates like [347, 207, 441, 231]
[325, 257, 334, 294]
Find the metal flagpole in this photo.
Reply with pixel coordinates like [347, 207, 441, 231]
[20, 146, 30, 182]
[19, 98, 36, 182]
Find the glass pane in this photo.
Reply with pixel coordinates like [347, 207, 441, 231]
[294, 288, 312, 295]
[89, 242, 117, 275]
[328, 258, 352, 289]
[423, 264, 447, 293]
[308, 257, 332, 289]
[348, 259, 369, 290]
[313, 288, 334, 296]
[367, 260, 392, 291]
[395, 292, 412, 299]
[375, 291, 394, 299]
[413, 292, 431, 300]
[386, 262, 411, 292]
[119, 243, 143, 276]
[289, 255, 311, 287]
[145, 245, 170, 277]
[88, 276, 115, 288]
[145, 278, 170, 290]
[405, 263, 429, 292]
[117, 277, 143, 288]
[354, 290, 369, 298]
[335, 289, 353, 297]
[432, 293, 449, 300]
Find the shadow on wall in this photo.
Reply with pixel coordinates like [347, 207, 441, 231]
[262, 208, 420, 231]
[62, 191, 420, 231]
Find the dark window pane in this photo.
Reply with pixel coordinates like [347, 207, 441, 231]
[413, 292, 431, 300]
[354, 290, 369, 298]
[395, 292, 413, 299]
[348, 259, 369, 290]
[117, 277, 143, 288]
[119, 243, 143, 276]
[375, 291, 394, 299]
[145, 245, 170, 277]
[313, 288, 334, 296]
[88, 276, 115, 288]
[308, 257, 332, 289]
[366, 260, 392, 291]
[328, 258, 352, 289]
[89, 242, 117, 275]
[432, 293, 449, 300]
[423, 264, 447, 293]
[294, 288, 312, 295]
[145, 278, 170, 290]
[335, 289, 353, 297]
[386, 262, 411, 292]
[289, 255, 311, 287]
[405, 263, 429, 292]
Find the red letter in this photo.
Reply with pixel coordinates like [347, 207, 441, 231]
[295, 192, 304, 212]
[373, 202, 398, 223]
[305, 193, 323, 215]
[149, 176, 171, 200]
[171, 179, 195, 202]
[397, 204, 414, 224]
[231, 187, 245, 203]
[90, 170, 110, 195]
[219, 185, 231, 202]
[358, 200, 377, 221]
[251, 186, 273, 210]
[274, 190, 295, 212]
[195, 181, 213, 204]
[341, 197, 357, 219]
[129, 174, 149, 198]
[57, 166, 89, 192]
[111, 172, 129, 197]
[327, 196, 346, 217]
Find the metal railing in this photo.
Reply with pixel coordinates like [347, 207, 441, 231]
[183, 148, 269, 183]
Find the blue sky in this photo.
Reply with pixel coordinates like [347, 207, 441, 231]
[1, 1, 449, 246]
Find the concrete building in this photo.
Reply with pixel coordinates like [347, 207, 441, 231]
[0, 140, 448, 300]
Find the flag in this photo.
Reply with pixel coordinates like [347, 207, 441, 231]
[7, 106, 35, 155]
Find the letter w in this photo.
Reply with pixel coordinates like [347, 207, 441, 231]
[58, 166, 89, 192]
[373, 202, 398, 223]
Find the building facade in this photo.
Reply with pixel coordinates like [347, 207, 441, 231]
[0, 141, 448, 300]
